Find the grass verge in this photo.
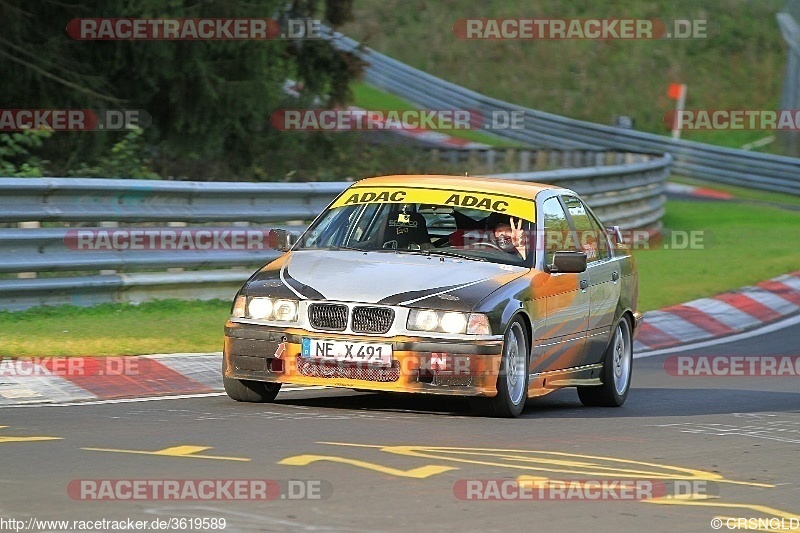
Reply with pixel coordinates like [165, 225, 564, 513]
[1, 199, 798, 356]
[635, 200, 800, 311]
[0, 299, 230, 357]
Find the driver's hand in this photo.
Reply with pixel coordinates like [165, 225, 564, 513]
[510, 217, 527, 259]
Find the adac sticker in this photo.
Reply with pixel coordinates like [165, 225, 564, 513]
[331, 187, 535, 221]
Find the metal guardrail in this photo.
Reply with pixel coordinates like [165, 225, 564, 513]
[326, 30, 800, 195]
[0, 179, 342, 223]
[0, 151, 670, 310]
[428, 147, 650, 173]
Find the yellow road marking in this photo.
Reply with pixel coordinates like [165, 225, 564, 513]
[316, 443, 772, 488]
[281, 442, 796, 524]
[277, 454, 456, 478]
[0, 426, 61, 444]
[82, 445, 250, 462]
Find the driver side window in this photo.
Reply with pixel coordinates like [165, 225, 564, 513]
[542, 197, 573, 265]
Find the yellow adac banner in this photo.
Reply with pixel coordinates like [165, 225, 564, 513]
[331, 186, 535, 221]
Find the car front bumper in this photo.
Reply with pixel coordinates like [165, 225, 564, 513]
[224, 320, 504, 397]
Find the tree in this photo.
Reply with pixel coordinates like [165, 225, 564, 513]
[0, 0, 362, 177]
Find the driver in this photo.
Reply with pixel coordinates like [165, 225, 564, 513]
[492, 217, 527, 259]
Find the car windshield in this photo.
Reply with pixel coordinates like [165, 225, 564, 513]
[296, 201, 534, 266]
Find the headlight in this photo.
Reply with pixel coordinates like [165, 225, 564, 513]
[241, 296, 299, 323]
[440, 312, 467, 334]
[247, 297, 274, 320]
[407, 309, 491, 335]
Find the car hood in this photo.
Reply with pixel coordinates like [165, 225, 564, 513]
[248, 250, 528, 309]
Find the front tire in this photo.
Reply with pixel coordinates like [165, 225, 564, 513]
[578, 316, 632, 407]
[471, 318, 529, 417]
[222, 357, 281, 403]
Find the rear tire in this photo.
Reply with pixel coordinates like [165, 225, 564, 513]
[578, 316, 632, 407]
[222, 357, 281, 403]
[471, 318, 529, 418]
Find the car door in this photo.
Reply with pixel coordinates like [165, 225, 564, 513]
[528, 195, 590, 374]
[561, 195, 621, 366]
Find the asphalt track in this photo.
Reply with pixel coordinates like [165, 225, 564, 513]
[1, 319, 798, 533]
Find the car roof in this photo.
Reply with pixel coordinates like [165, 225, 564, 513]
[352, 175, 563, 201]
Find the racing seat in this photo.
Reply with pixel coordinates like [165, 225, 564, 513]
[381, 209, 431, 250]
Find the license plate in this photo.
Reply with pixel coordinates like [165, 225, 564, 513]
[302, 338, 392, 366]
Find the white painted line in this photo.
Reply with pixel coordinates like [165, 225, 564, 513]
[633, 340, 651, 352]
[0, 386, 328, 408]
[635, 313, 800, 359]
[141, 352, 222, 359]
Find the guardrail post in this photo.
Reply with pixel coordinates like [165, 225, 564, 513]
[549, 150, 559, 169]
[167, 221, 187, 273]
[520, 150, 531, 172]
[99, 221, 119, 275]
[595, 152, 605, 166]
[504, 149, 515, 172]
[467, 150, 479, 172]
[16, 221, 40, 279]
[534, 150, 547, 171]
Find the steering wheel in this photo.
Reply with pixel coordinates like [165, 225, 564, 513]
[466, 241, 503, 251]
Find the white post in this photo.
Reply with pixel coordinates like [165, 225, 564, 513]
[671, 84, 687, 140]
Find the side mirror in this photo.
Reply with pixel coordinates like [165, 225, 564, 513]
[548, 251, 587, 273]
[268, 229, 297, 252]
[606, 225, 624, 245]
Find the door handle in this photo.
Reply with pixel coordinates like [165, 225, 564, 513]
[611, 271, 619, 282]
[579, 279, 588, 290]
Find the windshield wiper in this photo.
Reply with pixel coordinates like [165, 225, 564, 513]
[328, 244, 368, 252]
[426, 249, 487, 262]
